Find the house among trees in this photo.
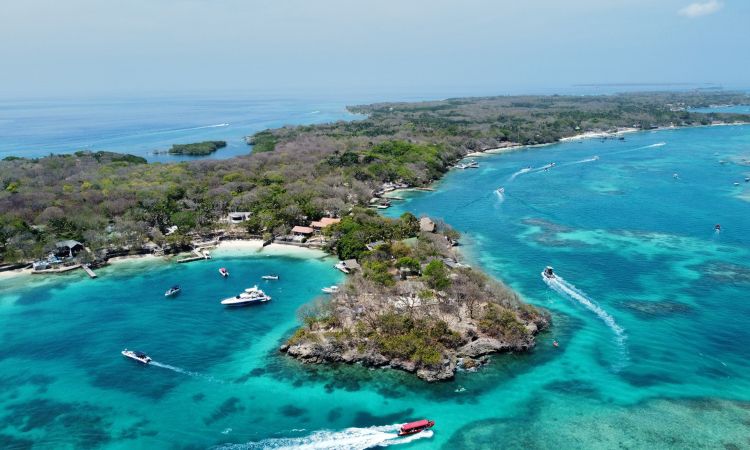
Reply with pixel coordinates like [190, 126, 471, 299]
[310, 217, 341, 233]
[419, 217, 436, 233]
[227, 212, 252, 224]
[55, 240, 84, 258]
[291, 226, 314, 242]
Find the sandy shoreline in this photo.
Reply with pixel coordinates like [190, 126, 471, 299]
[214, 240, 331, 259]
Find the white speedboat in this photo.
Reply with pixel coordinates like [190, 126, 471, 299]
[122, 349, 151, 364]
[542, 266, 556, 280]
[165, 285, 181, 297]
[496, 187, 505, 195]
[261, 275, 279, 280]
[219, 267, 229, 277]
[322, 285, 340, 294]
[221, 286, 271, 306]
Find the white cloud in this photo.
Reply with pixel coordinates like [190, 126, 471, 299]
[678, 0, 724, 18]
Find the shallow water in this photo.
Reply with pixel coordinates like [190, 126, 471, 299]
[2, 124, 750, 449]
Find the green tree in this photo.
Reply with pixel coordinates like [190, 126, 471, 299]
[423, 259, 450, 290]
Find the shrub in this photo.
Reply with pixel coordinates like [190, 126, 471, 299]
[423, 260, 450, 290]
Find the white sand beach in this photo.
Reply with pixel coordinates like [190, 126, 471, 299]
[214, 239, 331, 259]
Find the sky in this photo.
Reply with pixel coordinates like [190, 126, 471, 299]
[0, 0, 748, 98]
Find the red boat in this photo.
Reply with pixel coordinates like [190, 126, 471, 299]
[398, 419, 435, 437]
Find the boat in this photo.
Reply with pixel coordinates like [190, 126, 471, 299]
[219, 267, 229, 277]
[164, 285, 181, 297]
[734, 182, 740, 186]
[220, 285, 271, 306]
[398, 419, 435, 437]
[542, 266, 555, 280]
[322, 285, 340, 294]
[121, 349, 151, 364]
[261, 275, 279, 280]
[334, 262, 350, 274]
[715, 224, 721, 232]
[496, 187, 505, 195]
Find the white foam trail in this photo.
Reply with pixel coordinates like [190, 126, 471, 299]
[543, 275, 625, 340]
[608, 142, 667, 157]
[215, 424, 432, 450]
[509, 167, 533, 181]
[543, 274, 629, 369]
[150, 361, 223, 383]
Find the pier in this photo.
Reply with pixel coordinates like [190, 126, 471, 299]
[82, 264, 97, 278]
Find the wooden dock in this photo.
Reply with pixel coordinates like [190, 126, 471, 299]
[82, 264, 97, 278]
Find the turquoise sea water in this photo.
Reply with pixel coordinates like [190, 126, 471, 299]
[2, 123, 750, 449]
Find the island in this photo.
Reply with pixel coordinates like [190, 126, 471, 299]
[168, 140, 227, 156]
[1, 91, 749, 378]
[281, 209, 549, 381]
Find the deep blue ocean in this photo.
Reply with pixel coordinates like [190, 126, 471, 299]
[0, 95, 361, 162]
[1, 100, 750, 449]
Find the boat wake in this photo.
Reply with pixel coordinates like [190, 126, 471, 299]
[562, 155, 599, 166]
[608, 142, 667, 157]
[509, 167, 533, 181]
[215, 424, 432, 450]
[543, 273, 629, 367]
[150, 361, 224, 383]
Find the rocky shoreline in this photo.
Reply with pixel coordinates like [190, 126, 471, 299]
[280, 312, 549, 382]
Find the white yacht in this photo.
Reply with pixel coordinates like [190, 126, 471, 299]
[221, 286, 271, 306]
[121, 349, 151, 364]
[261, 275, 279, 280]
[164, 285, 181, 297]
[322, 285, 340, 294]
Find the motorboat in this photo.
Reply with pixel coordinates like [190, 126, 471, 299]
[221, 285, 271, 306]
[398, 419, 435, 437]
[261, 275, 279, 280]
[496, 187, 505, 195]
[165, 285, 181, 297]
[121, 349, 151, 364]
[542, 266, 555, 280]
[334, 262, 350, 274]
[715, 224, 721, 232]
[219, 267, 229, 277]
[322, 285, 340, 294]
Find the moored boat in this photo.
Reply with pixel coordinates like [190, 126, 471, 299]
[398, 419, 435, 437]
[121, 349, 151, 364]
[164, 285, 181, 297]
[261, 275, 279, 280]
[322, 285, 339, 294]
[219, 267, 229, 277]
[221, 285, 271, 306]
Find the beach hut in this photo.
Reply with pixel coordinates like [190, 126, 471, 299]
[55, 240, 84, 258]
[291, 226, 314, 242]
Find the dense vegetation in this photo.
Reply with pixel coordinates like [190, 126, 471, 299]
[168, 140, 227, 156]
[1, 91, 749, 263]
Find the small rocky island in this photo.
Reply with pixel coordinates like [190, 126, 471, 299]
[281, 210, 550, 381]
[168, 140, 227, 156]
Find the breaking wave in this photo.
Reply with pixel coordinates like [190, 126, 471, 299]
[214, 424, 432, 450]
